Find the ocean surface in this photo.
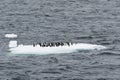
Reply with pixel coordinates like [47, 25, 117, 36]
[0, 0, 120, 80]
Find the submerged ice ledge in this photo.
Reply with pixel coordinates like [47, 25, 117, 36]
[9, 43, 106, 55]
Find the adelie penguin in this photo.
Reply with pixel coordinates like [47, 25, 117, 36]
[33, 44, 35, 47]
[39, 43, 42, 47]
[66, 42, 70, 46]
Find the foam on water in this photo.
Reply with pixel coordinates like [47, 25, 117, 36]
[9, 43, 106, 55]
[5, 33, 18, 38]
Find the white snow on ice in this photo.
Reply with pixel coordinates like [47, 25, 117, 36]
[9, 40, 17, 48]
[9, 43, 106, 55]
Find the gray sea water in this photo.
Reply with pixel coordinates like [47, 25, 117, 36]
[0, 0, 120, 80]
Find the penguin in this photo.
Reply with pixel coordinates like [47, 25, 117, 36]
[70, 42, 73, 45]
[58, 42, 60, 46]
[55, 42, 57, 47]
[66, 42, 70, 46]
[60, 42, 64, 46]
[44, 42, 47, 47]
[51, 42, 54, 47]
[48, 43, 50, 47]
[42, 43, 45, 47]
[39, 43, 41, 47]
[49, 43, 52, 47]
[33, 44, 35, 47]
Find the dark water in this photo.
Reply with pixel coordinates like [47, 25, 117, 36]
[0, 0, 120, 80]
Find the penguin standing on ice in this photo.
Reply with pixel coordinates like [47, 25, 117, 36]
[60, 42, 64, 46]
[42, 43, 45, 47]
[55, 42, 58, 47]
[51, 42, 53, 47]
[39, 43, 42, 47]
[33, 44, 35, 47]
[66, 42, 70, 46]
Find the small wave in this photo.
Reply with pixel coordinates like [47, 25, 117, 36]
[74, 36, 93, 39]
[98, 51, 120, 56]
